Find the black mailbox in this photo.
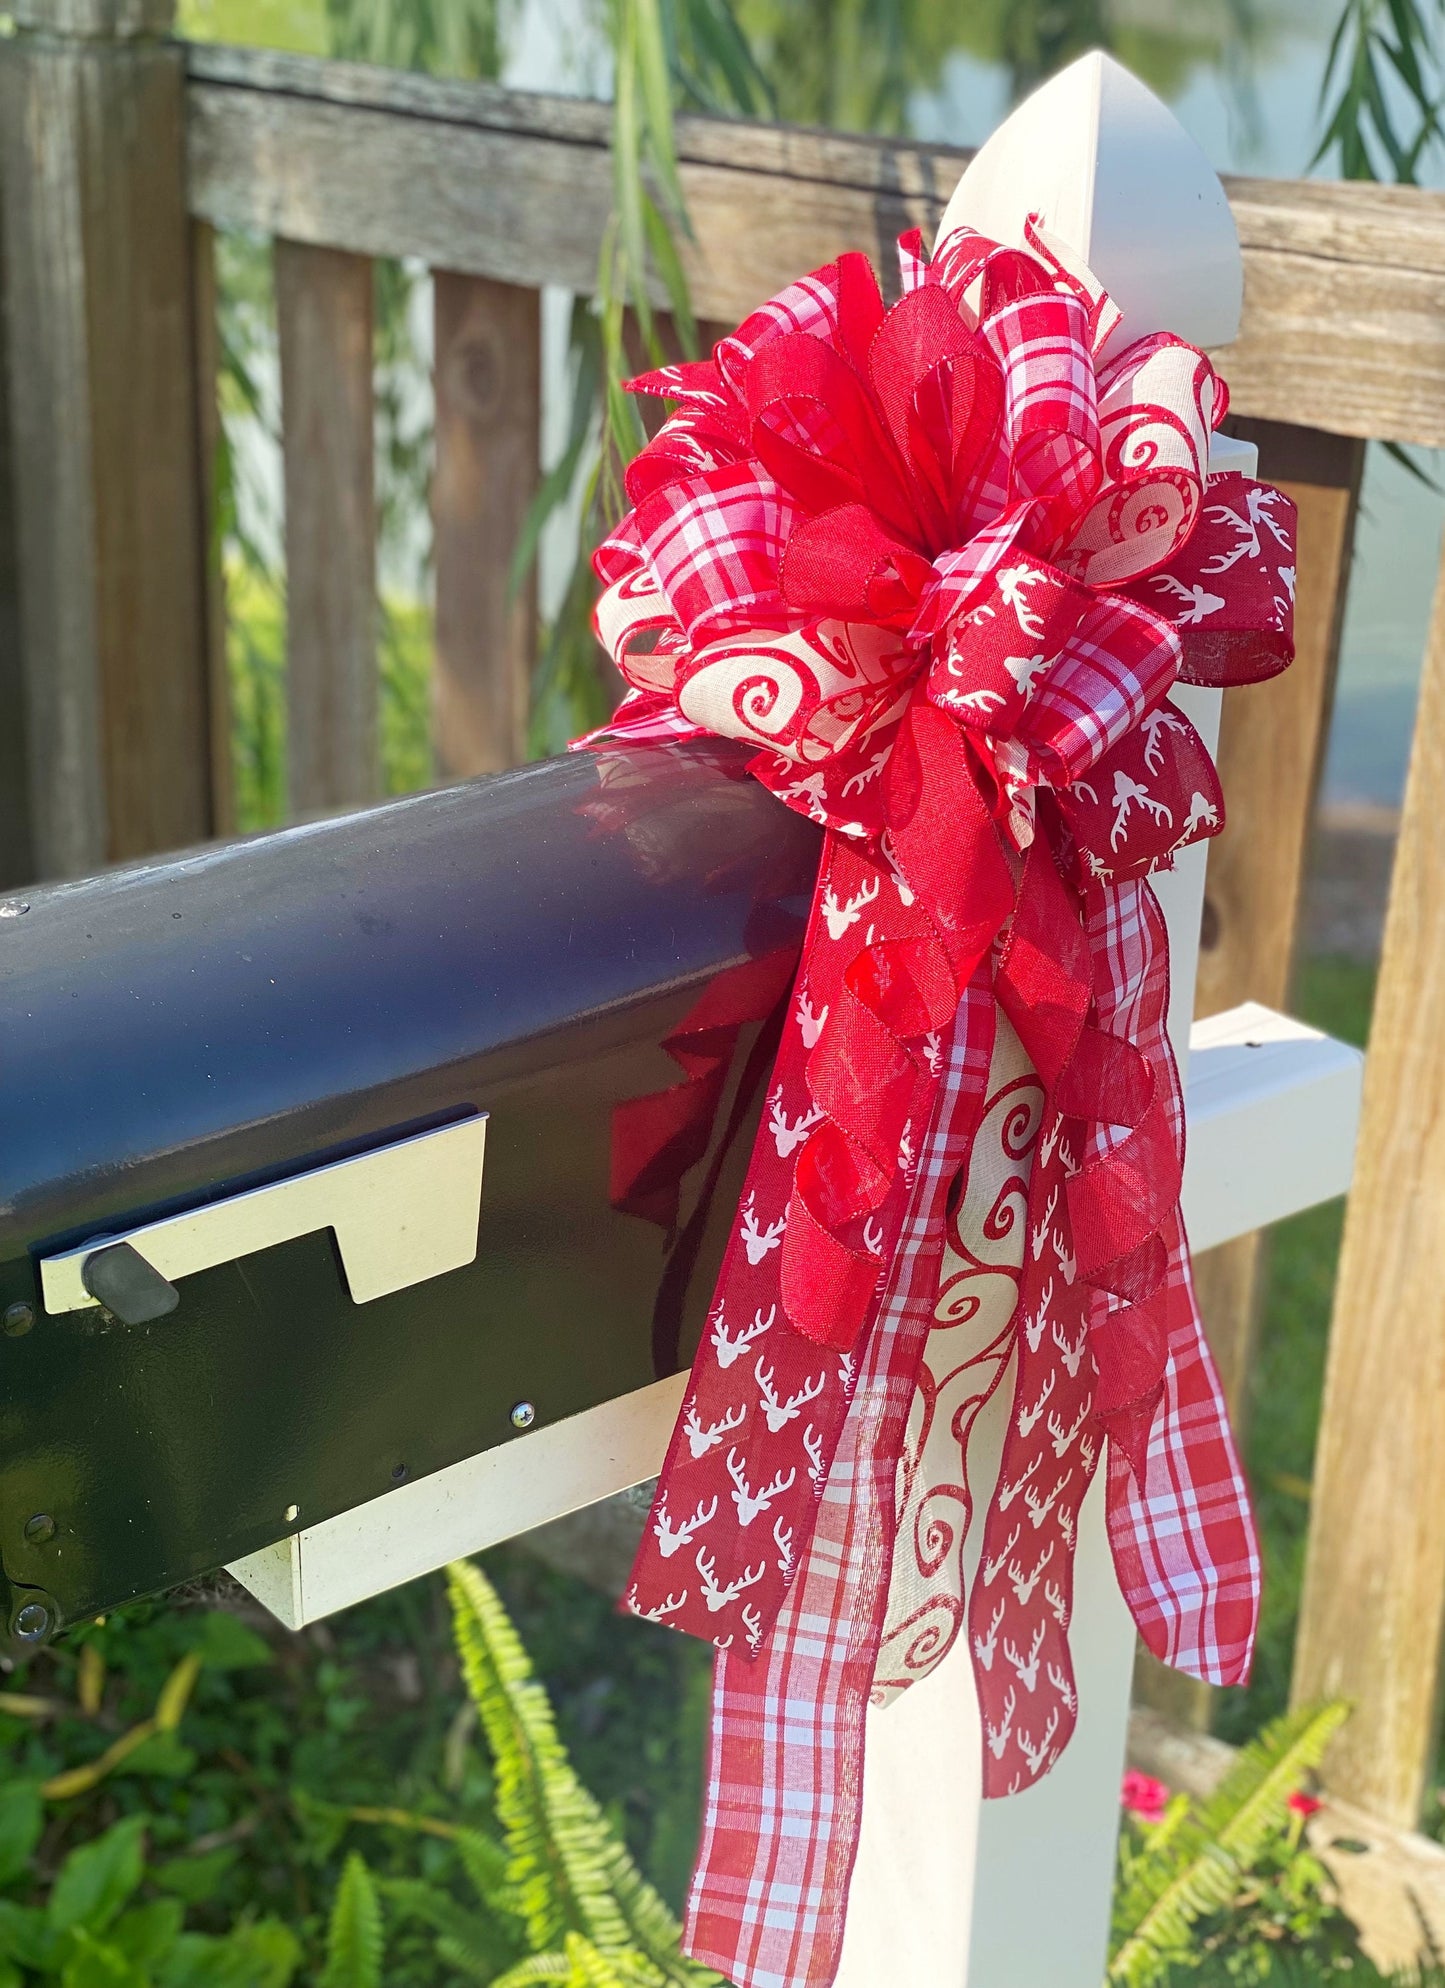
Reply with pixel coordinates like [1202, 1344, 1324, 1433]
[0, 741, 819, 1641]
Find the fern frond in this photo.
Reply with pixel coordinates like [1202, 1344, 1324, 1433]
[1109, 1701, 1348, 1988]
[492, 1933, 666, 1988]
[1199, 1700, 1350, 1867]
[446, 1562, 716, 1985]
[491, 1957, 574, 1987]
[321, 1852, 384, 1988]
[377, 1873, 520, 1976]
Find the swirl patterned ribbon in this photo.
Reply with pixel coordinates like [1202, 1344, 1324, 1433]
[579, 219, 1294, 1988]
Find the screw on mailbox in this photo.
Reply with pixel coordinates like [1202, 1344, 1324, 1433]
[23, 1514, 55, 1545]
[2, 1303, 33, 1338]
[11, 1599, 54, 1646]
[510, 1401, 536, 1430]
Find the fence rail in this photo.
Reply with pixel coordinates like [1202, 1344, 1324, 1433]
[2, 0, 1445, 1890]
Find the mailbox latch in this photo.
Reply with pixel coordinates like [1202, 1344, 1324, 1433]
[39, 1115, 487, 1319]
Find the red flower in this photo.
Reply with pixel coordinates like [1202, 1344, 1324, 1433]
[1288, 1790, 1323, 1819]
[1121, 1769, 1170, 1824]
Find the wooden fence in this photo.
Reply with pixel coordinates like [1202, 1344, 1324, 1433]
[4, 0, 1445, 1851]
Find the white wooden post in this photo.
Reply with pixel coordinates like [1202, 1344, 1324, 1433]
[228, 87, 1361, 1988]
[829, 55, 1299, 1987]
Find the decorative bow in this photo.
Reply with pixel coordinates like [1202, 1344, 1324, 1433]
[581, 219, 1293, 1988]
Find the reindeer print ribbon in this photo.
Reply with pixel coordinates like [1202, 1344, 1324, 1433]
[579, 218, 1293, 1988]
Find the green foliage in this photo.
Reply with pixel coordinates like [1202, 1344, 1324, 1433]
[1110, 1702, 1350, 1986]
[1316, 0, 1445, 180]
[442, 1562, 709, 1984]
[320, 1855, 382, 1988]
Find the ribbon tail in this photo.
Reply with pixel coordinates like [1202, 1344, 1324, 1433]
[1098, 884, 1260, 1682]
[684, 973, 996, 1988]
[1105, 1214, 1260, 1685]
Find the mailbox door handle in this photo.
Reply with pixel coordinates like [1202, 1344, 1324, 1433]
[39, 1116, 487, 1317]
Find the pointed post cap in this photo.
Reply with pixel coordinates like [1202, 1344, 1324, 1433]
[935, 51, 1242, 353]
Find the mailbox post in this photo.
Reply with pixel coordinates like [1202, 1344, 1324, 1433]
[830, 57, 1353, 1987]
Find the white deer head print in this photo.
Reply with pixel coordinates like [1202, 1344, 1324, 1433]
[739, 1195, 786, 1265]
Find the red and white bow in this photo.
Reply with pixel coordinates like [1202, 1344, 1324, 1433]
[580, 219, 1293, 1988]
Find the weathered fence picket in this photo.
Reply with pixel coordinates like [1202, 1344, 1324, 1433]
[0, 0, 215, 878]
[1195, 420, 1366, 1423]
[1295, 541, 1445, 1827]
[275, 238, 379, 816]
[432, 273, 540, 778]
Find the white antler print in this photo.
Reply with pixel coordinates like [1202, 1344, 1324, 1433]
[1200, 485, 1290, 574]
[739, 1195, 786, 1265]
[1017, 1371, 1056, 1437]
[796, 993, 828, 1048]
[841, 747, 887, 798]
[755, 1358, 825, 1433]
[695, 1546, 766, 1613]
[819, 875, 880, 941]
[638, 1587, 689, 1623]
[1008, 1541, 1055, 1606]
[922, 1032, 943, 1076]
[997, 1454, 1042, 1512]
[1031, 1186, 1059, 1260]
[940, 683, 1007, 716]
[1150, 572, 1226, 625]
[1025, 1470, 1071, 1531]
[773, 1515, 794, 1579]
[1141, 705, 1190, 774]
[1017, 1706, 1061, 1775]
[982, 1524, 1022, 1588]
[880, 833, 915, 907]
[1052, 1232, 1077, 1284]
[768, 1088, 823, 1158]
[803, 1424, 825, 1485]
[726, 1447, 798, 1527]
[712, 1302, 775, 1369]
[984, 1686, 1017, 1761]
[653, 1492, 718, 1558]
[1183, 789, 1219, 836]
[1046, 1662, 1078, 1715]
[1002, 1621, 1046, 1693]
[862, 1216, 886, 1257]
[997, 563, 1049, 640]
[1059, 1508, 1075, 1550]
[974, 1599, 1006, 1671]
[1079, 1431, 1097, 1476]
[1047, 1401, 1089, 1458]
[1004, 650, 1051, 699]
[1038, 1117, 1062, 1169]
[1052, 1318, 1087, 1379]
[1044, 1578, 1069, 1626]
[1111, 771, 1173, 851]
[1022, 1279, 1054, 1353]
[683, 1400, 746, 1458]
[742, 1602, 765, 1651]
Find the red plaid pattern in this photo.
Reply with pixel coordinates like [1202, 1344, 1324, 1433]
[686, 973, 996, 1988]
[1092, 880, 1259, 1681]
